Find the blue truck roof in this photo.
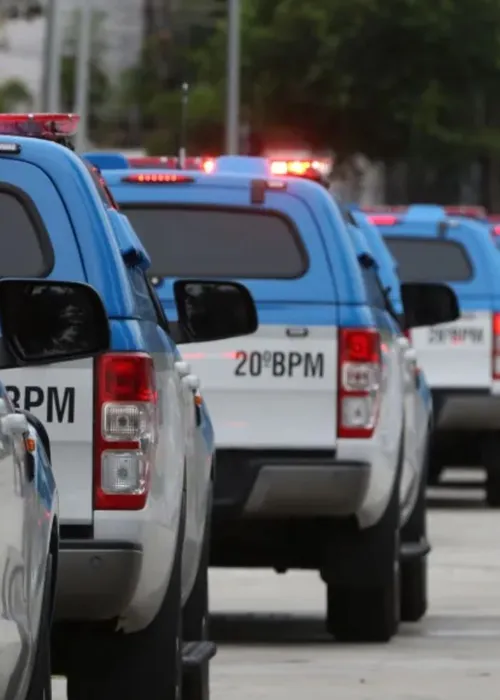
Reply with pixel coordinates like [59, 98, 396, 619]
[0, 135, 140, 319]
[378, 212, 500, 300]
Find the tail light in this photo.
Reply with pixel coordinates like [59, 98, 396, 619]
[404, 329, 412, 342]
[338, 329, 382, 438]
[94, 353, 158, 510]
[493, 314, 500, 380]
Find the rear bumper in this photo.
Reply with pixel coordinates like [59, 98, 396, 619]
[432, 389, 500, 430]
[54, 540, 142, 621]
[214, 450, 370, 519]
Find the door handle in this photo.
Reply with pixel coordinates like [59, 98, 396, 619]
[182, 374, 200, 392]
[175, 361, 191, 377]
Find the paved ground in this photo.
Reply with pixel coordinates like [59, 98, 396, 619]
[53, 470, 500, 699]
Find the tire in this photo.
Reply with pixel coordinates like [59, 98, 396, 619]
[26, 554, 53, 700]
[325, 464, 401, 643]
[483, 433, 500, 508]
[67, 493, 186, 700]
[182, 492, 211, 700]
[400, 439, 429, 622]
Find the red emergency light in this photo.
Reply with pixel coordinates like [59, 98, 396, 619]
[122, 173, 194, 184]
[444, 205, 487, 219]
[367, 214, 400, 226]
[128, 156, 178, 168]
[128, 155, 216, 173]
[0, 113, 80, 138]
[362, 205, 407, 214]
[270, 160, 314, 176]
[492, 224, 500, 237]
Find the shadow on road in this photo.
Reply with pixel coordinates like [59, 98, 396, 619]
[426, 476, 486, 510]
[211, 612, 331, 646]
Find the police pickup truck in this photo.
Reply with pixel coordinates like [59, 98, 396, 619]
[369, 205, 500, 506]
[0, 114, 257, 700]
[0, 277, 110, 700]
[102, 157, 459, 642]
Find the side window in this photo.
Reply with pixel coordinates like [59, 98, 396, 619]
[0, 187, 54, 276]
[82, 160, 120, 210]
[361, 265, 387, 311]
[127, 266, 158, 323]
[128, 266, 171, 332]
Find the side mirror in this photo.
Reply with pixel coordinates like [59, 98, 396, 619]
[0, 279, 110, 368]
[173, 280, 258, 343]
[401, 281, 460, 329]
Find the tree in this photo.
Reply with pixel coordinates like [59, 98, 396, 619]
[193, 0, 500, 166]
[0, 79, 32, 111]
[59, 10, 111, 120]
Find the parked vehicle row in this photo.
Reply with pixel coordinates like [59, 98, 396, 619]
[1, 117, 490, 700]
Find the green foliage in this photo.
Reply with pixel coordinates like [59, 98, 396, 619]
[0, 79, 32, 111]
[187, 0, 500, 161]
[59, 9, 110, 117]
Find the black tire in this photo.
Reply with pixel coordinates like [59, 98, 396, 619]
[67, 493, 186, 700]
[182, 491, 212, 700]
[483, 433, 500, 508]
[326, 466, 401, 643]
[400, 439, 429, 622]
[26, 554, 53, 700]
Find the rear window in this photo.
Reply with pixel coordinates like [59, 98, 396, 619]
[0, 187, 53, 277]
[121, 205, 308, 278]
[383, 237, 473, 282]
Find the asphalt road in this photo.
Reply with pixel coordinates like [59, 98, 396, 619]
[53, 470, 500, 700]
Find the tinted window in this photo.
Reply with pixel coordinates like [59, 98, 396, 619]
[121, 206, 307, 279]
[361, 265, 387, 310]
[0, 189, 52, 276]
[127, 266, 158, 322]
[82, 160, 120, 210]
[384, 237, 472, 282]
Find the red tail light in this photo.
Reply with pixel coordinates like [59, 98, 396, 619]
[366, 214, 400, 226]
[338, 329, 382, 438]
[492, 314, 500, 380]
[94, 353, 158, 510]
[122, 173, 194, 184]
[404, 329, 412, 341]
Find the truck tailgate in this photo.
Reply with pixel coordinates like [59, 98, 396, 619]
[3, 359, 94, 524]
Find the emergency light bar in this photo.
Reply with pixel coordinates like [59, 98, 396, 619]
[0, 113, 80, 139]
[127, 155, 215, 173]
[363, 204, 487, 220]
[270, 160, 315, 176]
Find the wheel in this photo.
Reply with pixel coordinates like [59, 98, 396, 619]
[326, 532, 400, 643]
[26, 554, 53, 700]
[182, 491, 211, 700]
[66, 493, 186, 700]
[483, 433, 500, 508]
[325, 462, 401, 643]
[400, 438, 429, 622]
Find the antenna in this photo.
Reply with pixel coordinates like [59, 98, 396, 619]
[179, 82, 189, 169]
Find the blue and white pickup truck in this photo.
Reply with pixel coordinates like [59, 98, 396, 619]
[100, 156, 459, 642]
[0, 114, 258, 700]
